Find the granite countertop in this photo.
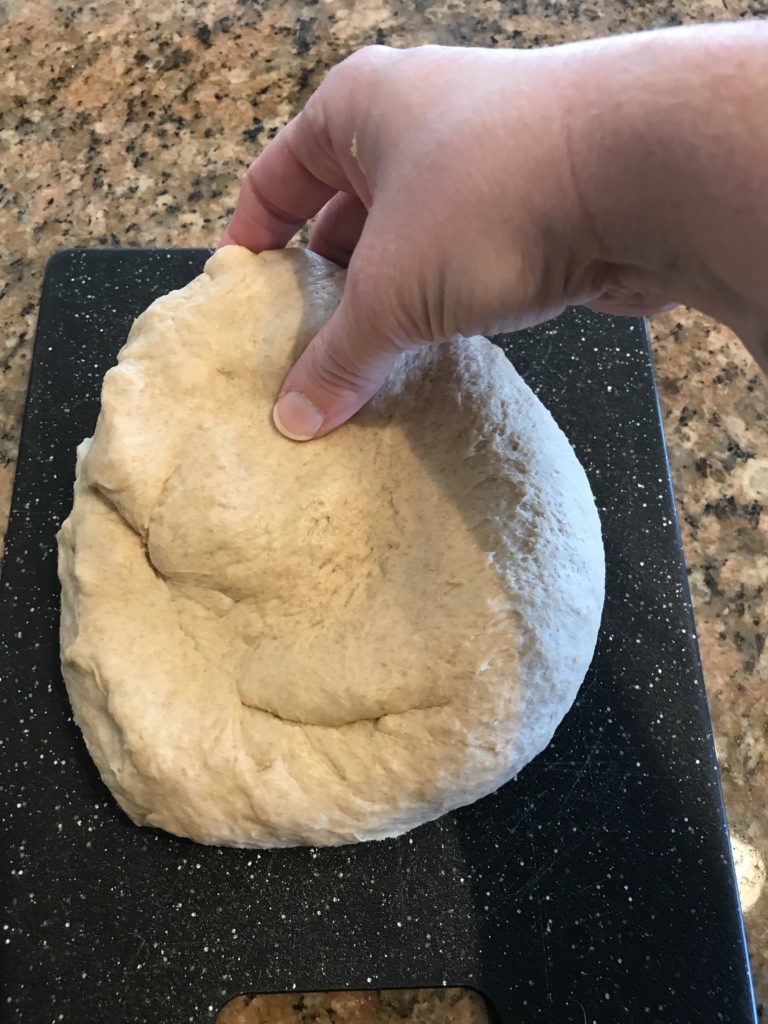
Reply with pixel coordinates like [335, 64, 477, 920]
[1, 0, 766, 1020]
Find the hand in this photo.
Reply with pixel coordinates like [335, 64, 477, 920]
[221, 44, 660, 439]
[222, 28, 768, 439]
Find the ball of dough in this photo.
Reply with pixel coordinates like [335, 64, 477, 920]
[57, 245, 604, 848]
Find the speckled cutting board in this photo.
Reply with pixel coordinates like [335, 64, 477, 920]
[0, 249, 756, 1024]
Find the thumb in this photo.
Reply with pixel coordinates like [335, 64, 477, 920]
[272, 296, 401, 441]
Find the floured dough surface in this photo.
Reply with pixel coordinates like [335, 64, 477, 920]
[57, 245, 604, 848]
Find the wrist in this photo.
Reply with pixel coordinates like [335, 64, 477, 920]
[561, 23, 768, 345]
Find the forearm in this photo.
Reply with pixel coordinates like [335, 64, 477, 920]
[567, 22, 768, 368]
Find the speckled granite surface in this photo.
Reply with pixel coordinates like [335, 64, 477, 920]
[217, 989, 491, 1023]
[1, 0, 766, 1019]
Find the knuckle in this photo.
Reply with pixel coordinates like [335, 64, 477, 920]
[293, 94, 335, 172]
[331, 44, 393, 88]
[344, 258, 376, 308]
[299, 91, 327, 139]
[346, 256, 415, 342]
[344, 266, 390, 335]
[344, 44, 392, 71]
[309, 339, 370, 396]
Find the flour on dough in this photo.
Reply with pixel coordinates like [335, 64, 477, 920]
[57, 245, 605, 848]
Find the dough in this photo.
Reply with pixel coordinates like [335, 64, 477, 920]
[57, 245, 604, 848]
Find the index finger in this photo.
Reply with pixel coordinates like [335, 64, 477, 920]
[220, 103, 353, 252]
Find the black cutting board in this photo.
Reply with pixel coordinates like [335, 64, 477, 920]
[0, 249, 756, 1024]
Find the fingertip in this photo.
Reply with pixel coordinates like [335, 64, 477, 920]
[217, 227, 239, 249]
[272, 377, 388, 441]
[271, 300, 399, 441]
[272, 391, 326, 442]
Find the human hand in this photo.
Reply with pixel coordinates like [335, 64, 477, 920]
[220, 45, 627, 438]
[222, 28, 768, 439]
